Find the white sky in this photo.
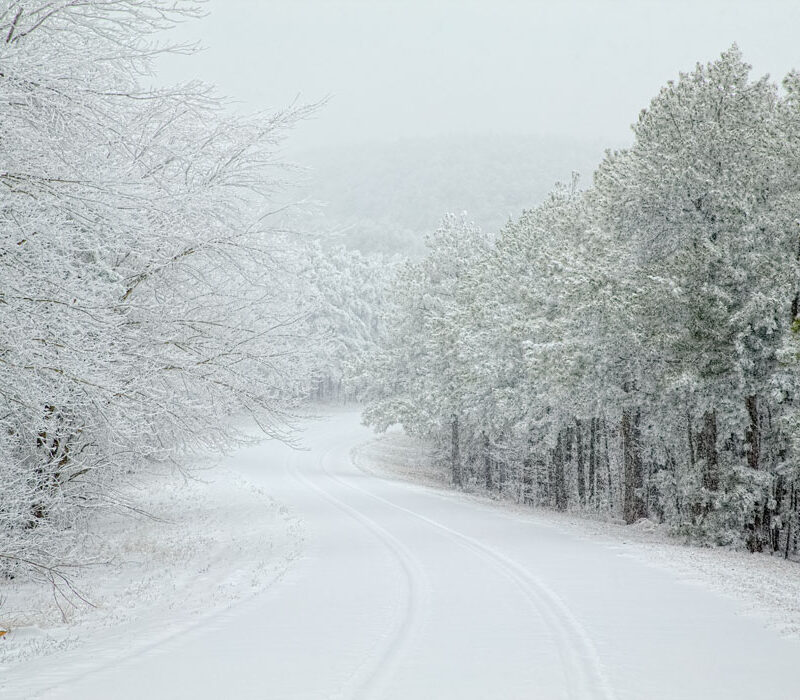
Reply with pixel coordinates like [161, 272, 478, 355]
[154, 0, 800, 151]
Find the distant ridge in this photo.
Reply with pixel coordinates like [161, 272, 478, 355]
[291, 133, 611, 256]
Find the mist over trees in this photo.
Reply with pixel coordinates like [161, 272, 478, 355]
[295, 135, 605, 257]
[364, 47, 800, 556]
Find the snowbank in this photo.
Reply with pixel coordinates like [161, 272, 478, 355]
[0, 464, 302, 678]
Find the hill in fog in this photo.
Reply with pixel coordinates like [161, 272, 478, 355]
[292, 134, 610, 256]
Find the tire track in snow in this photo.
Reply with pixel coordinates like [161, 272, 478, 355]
[346, 446, 619, 700]
[290, 440, 431, 700]
[328, 454, 580, 697]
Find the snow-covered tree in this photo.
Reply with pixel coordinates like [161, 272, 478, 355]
[593, 45, 800, 542]
[363, 214, 491, 485]
[364, 46, 800, 555]
[301, 242, 398, 401]
[0, 0, 313, 584]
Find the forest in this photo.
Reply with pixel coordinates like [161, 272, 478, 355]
[361, 46, 800, 557]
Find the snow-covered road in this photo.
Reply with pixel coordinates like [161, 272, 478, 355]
[12, 410, 800, 699]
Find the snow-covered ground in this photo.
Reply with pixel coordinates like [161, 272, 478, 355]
[0, 463, 302, 698]
[2, 408, 799, 699]
[357, 429, 800, 639]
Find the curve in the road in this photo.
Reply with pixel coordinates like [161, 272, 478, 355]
[343, 444, 618, 700]
[290, 439, 432, 700]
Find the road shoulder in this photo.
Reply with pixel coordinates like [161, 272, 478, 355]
[0, 462, 302, 690]
[354, 428, 800, 639]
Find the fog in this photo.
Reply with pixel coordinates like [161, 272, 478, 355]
[156, 0, 800, 152]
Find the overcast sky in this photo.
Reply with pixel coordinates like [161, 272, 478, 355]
[155, 0, 800, 152]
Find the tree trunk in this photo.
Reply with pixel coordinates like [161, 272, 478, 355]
[622, 407, 645, 524]
[588, 417, 597, 507]
[482, 431, 493, 491]
[552, 429, 568, 511]
[786, 483, 796, 560]
[769, 474, 786, 553]
[576, 419, 586, 507]
[744, 395, 765, 553]
[701, 409, 719, 492]
[451, 413, 462, 488]
[522, 456, 534, 505]
[603, 417, 613, 512]
[745, 395, 760, 471]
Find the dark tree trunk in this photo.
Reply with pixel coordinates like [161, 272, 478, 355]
[552, 430, 568, 511]
[451, 413, 462, 488]
[534, 458, 548, 506]
[770, 475, 786, 553]
[482, 431, 493, 491]
[622, 407, 646, 524]
[603, 418, 613, 511]
[786, 483, 796, 559]
[576, 419, 586, 507]
[666, 447, 682, 519]
[522, 456, 534, 505]
[744, 395, 765, 553]
[684, 409, 696, 521]
[588, 417, 597, 507]
[745, 395, 760, 471]
[701, 409, 719, 492]
[497, 457, 507, 494]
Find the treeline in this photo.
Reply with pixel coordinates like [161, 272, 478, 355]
[0, 1, 312, 587]
[364, 47, 800, 556]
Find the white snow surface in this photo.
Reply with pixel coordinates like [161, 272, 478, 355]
[358, 429, 800, 640]
[2, 408, 799, 699]
[0, 464, 302, 697]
